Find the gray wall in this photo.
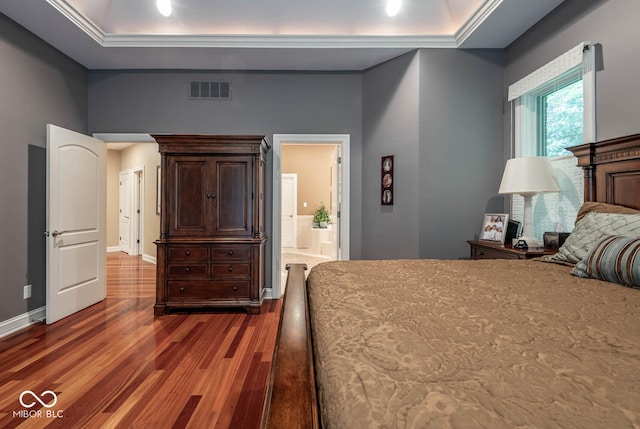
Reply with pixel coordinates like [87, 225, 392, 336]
[88, 69, 364, 284]
[419, 49, 506, 259]
[361, 49, 504, 260]
[505, 0, 640, 145]
[362, 52, 421, 259]
[0, 13, 88, 322]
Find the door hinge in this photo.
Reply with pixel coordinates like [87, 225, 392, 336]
[137, 239, 140, 244]
[337, 157, 342, 164]
[337, 210, 341, 218]
[137, 209, 140, 213]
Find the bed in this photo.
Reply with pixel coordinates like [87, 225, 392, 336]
[266, 134, 640, 429]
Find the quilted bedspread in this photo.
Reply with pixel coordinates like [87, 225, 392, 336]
[307, 259, 640, 429]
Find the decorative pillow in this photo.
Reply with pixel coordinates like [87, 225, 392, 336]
[543, 212, 640, 265]
[574, 201, 640, 225]
[571, 235, 640, 288]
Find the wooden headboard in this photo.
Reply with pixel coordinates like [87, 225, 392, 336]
[265, 133, 640, 429]
[568, 133, 640, 210]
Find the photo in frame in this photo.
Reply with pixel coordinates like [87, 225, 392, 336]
[479, 213, 509, 244]
[381, 155, 394, 205]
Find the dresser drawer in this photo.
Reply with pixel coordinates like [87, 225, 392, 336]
[211, 263, 251, 277]
[167, 263, 208, 278]
[211, 245, 251, 260]
[168, 281, 250, 299]
[472, 247, 521, 260]
[167, 246, 208, 261]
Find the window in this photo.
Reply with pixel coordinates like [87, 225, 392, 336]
[539, 77, 583, 157]
[508, 43, 596, 238]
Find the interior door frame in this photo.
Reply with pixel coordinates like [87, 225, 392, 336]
[281, 173, 298, 248]
[118, 168, 132, 253]
[272, 134, 350, 300]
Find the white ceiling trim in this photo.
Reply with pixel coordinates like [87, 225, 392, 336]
[47, 0, 104, 44]
[102, 34, 458, 49]
[454, 0, 501, 45]
[47, 0, 457, 50]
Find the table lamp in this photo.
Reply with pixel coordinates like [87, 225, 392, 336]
[498, 156, 559, 248]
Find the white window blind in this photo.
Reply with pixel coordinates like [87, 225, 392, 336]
[508, 43, 586, 101]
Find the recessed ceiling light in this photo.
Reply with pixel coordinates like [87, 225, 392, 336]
[386, 0, 401, 17]
[156, 0, 172, 17]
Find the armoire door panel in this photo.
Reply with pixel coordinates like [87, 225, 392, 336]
[169, 158, 210, 236]
[216, 159, 252, 235]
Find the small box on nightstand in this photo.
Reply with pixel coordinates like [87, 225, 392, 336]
[543, 232, 570, 251]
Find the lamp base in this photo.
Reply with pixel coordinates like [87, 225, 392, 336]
[512, 236, 542, 248]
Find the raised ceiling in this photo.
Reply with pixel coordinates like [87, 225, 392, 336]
[0, 0, 564, 70]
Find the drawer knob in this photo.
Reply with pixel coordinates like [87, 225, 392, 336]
[186, 250, 190, 256]
[180, 287, 185, 293]
[233, 286, 238, 292]
[228, 249, 234, 256]
[185, 267, 191, 272]
[228, 266, 233, 272]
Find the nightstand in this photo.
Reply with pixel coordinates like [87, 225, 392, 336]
[467, 240, 556, 260]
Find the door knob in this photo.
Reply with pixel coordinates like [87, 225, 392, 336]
[46, 230, 70, 237]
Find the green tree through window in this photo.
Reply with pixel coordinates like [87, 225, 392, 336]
[540, 79, 583, 157]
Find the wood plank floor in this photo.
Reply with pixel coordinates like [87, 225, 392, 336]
[0, 253, 282, 429]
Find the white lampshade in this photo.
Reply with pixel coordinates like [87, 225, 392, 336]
[499, 156, 559, 195]
[498, 156, 559, 247]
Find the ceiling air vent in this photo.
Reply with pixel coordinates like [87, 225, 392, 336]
[189, 81, 232, 100]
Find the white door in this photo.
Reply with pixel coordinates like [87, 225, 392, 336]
[119, 170, 131, 253]
[46, 124, 106, 324]
[281, 174, 297, 248]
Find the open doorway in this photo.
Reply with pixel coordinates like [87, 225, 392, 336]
[272, 134, 350, 299]
[99, 133, 160, 265]
[281, 143, 339, 256]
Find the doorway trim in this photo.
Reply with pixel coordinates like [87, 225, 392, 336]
[271, 134, 350, 300]
[281, 173, 298, 248]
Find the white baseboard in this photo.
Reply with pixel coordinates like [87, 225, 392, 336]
[264, 288, 273, 299]
[142, 253, 156, 265]
[0, 306, 46, 339]
[107, 246, 121, 252]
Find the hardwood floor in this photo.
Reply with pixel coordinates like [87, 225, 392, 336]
[0, 252, 282, 429]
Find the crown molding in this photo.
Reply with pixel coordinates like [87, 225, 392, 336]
[454, 0, 502, 46]
[102, 34, 458, 49]
[47, 0, 105, 44]
[46, 0, 458, 50]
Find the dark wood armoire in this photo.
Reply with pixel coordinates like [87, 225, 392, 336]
[152, 134, 270, 315]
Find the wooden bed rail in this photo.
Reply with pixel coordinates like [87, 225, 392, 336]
[265, 263, 320, 429]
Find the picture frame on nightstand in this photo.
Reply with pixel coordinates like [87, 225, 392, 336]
[479, 213, 509, 244]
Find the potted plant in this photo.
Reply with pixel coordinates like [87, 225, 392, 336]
[312, 203, 331, 228]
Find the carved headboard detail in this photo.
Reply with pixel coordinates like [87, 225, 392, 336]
[568, 134, 640, 210]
